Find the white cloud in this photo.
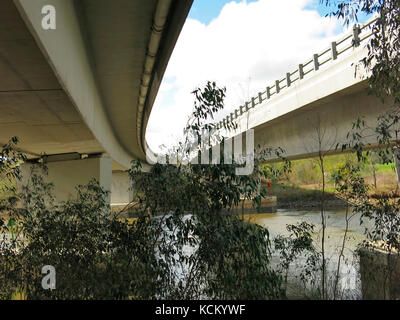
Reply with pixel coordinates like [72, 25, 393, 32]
[146, 0, 347, 152]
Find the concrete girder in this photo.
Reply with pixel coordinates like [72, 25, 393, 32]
[4, 0, 192, 170]
[13, 0, 139, 170]
[219, 41, 396, 163]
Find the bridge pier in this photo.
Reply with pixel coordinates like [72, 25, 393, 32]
[111, 171, 134, 206]
[19, 154, 112, 204]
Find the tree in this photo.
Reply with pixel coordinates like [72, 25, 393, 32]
[331, 159, 369, 299]
[323, 0, 400, 300]
[129, 81, 287, 299]
[0, 82, 286, 300]
[323, 0, 400, 154]
[305, 117, 338, 299]
[322, 0, 399, 103]
[273, 222, 321, 297]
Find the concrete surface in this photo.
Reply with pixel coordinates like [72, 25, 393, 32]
[111, 171, 133, 205]
[219, 31, 395, 163]
[20, 155, 112, 203]
[1, 0, 192, 170]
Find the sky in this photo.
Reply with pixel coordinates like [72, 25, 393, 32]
[145, 0, 371, 152]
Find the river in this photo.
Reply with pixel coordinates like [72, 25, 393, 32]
[244, 208, 371, 299]
[1, 208, 370, 299]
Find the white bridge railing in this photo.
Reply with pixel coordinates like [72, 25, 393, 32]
[216, 17, 378, 129]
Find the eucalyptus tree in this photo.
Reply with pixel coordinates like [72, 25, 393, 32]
[0, 82, 288, 300]
[322, 0, 400, 300]
[322, 0, 400, 155]
[129, 81, 289, 299]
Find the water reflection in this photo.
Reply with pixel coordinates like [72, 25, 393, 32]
[245, 208, 368, 254]
[244, 208, 370, 299]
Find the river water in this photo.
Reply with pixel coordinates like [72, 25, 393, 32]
[1, 208, 369, 299]
[244, 208, 371, 299]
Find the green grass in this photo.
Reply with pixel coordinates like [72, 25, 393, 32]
[375, 163, 396, 173]
[261, 151, 400, 208]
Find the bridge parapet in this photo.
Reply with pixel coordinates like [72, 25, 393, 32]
[217, 16, 378, 129]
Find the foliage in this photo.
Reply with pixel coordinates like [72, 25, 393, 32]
[0, 137, 26, 197]
[323, 0, 400, 163]
[357, 194, 400, 253]
[273, 222, 321, 296]
[0, 82, 287, 300]
[323, 0, 400, 102]
[128, 81, 287, 299]
[350, 169, 400, 299]
[321, 0, 400, 299]
[0, 166, 171, 299]
[331, 159, 368, 299]
[332, 160, 370, 203]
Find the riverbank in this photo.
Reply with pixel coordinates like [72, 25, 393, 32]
[260, 151, 399, 210]
[264, 184, 347, 210]
[265, 182, 400, 210]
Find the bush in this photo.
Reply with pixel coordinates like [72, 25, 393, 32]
[0, 82, 285, 300]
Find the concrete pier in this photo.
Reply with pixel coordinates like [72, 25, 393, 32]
[19, 154, 112, 204]
[359, 244, 400, 300]
[111, 171, 134, 207]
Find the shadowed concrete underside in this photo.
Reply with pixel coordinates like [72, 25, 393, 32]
[0, 0, 192, 204]
[0, 0, 193, 170]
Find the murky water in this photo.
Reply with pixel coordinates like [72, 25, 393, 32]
[245, 208, 368, 253]
[1, 208, 369, 298]
[244, 208, 371, 299]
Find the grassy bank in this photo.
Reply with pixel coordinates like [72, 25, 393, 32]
[262, 152, 399, 209]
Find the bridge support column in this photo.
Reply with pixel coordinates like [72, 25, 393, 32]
[111, 171, 133, 206]
[19, 154, 112, 204]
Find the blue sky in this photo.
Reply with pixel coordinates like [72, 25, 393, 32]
[189, 0, 258, 24]
[146, 0, 372, 151]
[189, 0, 371, 25]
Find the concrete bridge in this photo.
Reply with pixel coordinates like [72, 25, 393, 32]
[0, 2, 395, 206]
[0, 0, 192, 204]
[217, 17, 396, 165]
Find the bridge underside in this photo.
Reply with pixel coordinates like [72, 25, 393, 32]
[0, 0, 103, 158]
[0, 0, 193, 204]
[254, 81, 396, 163]
[221, 37, 397, 165]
